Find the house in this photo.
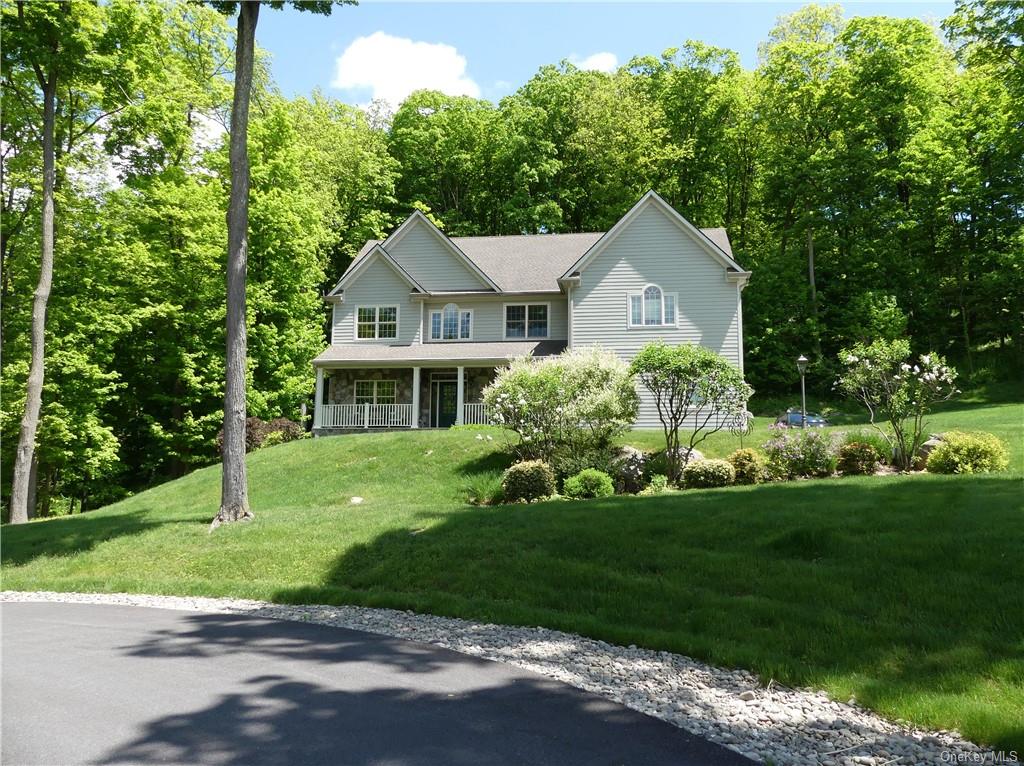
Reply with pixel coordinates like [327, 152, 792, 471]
[312, 190, 751, 433]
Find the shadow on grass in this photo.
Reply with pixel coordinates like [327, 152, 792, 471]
[454, 450, 513, 477]
[0, 509, 204, 568]
[94, 609, 749, 766]
[277, 474, 1024, 750]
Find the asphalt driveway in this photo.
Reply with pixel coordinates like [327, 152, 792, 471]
[2, 602, 752, 766]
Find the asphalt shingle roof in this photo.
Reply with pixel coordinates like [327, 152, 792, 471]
[346, 227, 735, 293]
[313, 340, 567, 365]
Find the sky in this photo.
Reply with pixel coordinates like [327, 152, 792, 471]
[255, 2, 956, 108]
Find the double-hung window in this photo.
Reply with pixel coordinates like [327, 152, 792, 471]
[628, 285, 677, 327]
[354, 380, 396, 405]
[356, 306, 398, 339]
[430, 303, 472, 340]
[505, 303, 548, 339]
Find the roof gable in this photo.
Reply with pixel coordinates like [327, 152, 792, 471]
[338, 198, 748, 294]
[559, 191, 746, 280]
[383, 211, 499, 292]
[329, 244, 426, 296]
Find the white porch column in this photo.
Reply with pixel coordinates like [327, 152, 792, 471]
[456, 365, 465, 425]
[313, 367, 324, 430]
[411, 366, 421, 429]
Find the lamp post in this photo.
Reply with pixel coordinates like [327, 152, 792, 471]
[796, 355, 809, 429]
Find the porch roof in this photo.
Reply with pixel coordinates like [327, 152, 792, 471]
[313, 340, 568, 367]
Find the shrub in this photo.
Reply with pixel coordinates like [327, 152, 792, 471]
[563, 469, 615, 500]
[644, 450, 672, 481]
[217, 416, 304, 454]
[501, 460, 556, 502]
[641, 474, 669, 495]
[837, 442, 881, 475]
[682, 459, 735, 489]
[465, 471, 505, 506]
[644, 448, 704, 484]
[261, 430, 287, 449]
[839, 429, 891, 464]
[484, 347, 639, 464]
[836, 340, 958, 470]
[926, 431, 1010, 474]
[551, 446, 616, 483]
[630, 341, 753, 484]
[727, 448, 767, 485]
[762, 426, 838, 479]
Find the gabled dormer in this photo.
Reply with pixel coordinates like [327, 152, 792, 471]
[383, 211, 499, 293]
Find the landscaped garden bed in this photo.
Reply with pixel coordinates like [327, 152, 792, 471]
[475, 339, 1011, 507]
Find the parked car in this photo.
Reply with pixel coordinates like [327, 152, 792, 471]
[776, 409, 830, 428]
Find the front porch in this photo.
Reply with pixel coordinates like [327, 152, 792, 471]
[313, 366, 494, 432]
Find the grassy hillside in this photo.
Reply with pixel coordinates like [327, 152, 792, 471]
[3, 401, 1023, 749]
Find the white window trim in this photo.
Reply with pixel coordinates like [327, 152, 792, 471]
[502, 302, 551, 340]
[626, 284, 679, 328]
[428, 305, 474, 342]
[353, 305, 400, 342]
[353, 379, 398, 405]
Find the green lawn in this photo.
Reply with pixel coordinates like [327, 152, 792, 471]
[3, 400, 1022, 749]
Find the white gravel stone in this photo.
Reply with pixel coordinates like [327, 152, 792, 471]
[1, 590, 987, 765]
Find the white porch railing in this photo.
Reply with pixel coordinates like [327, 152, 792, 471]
[462, 402, 491, 425]
[319, 403, 414, 429]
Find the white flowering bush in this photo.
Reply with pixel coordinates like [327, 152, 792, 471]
[483, 347, 639, 466]
[836, 339, 958, 471]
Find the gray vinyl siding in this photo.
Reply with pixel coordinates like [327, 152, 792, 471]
[387, 223, 491, 292]
[570, 202, 743, 428]
[333, 257, 420, 345]
[423, 295, 568, 343]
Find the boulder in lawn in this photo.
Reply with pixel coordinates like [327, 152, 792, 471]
[612, 446, 647, 494]
[916, 433, 945, 468]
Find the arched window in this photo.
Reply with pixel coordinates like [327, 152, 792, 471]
[430, 303, 473, 340]
[442, 303, 460, 338]
[628, 284, 678, 327]
[643, 285, 663, 326]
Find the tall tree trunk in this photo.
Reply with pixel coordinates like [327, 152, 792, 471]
[807, 225, 822, 358]
[8, 78, 56, 525]
[213, 1, 259, 528]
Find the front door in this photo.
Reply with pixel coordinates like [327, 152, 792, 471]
[434, 381, 458, 427]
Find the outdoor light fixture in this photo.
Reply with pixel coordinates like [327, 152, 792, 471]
[796, 355, 809, 428]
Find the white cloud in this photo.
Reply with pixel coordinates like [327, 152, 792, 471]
[332, 31, 480, 108]
[570, 51, 618, 73]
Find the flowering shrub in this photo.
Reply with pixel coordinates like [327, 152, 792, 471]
[501, 460, 556, 502]
[836, 442, 881, 476]
[926, 432, 1009, 474]
[836, 339, 958, 470]
[727, 448, 767, 485]
[762, 425, 838, 478]
[682, 459, 735, 488]
[484, 347, 638, 464]
[563, 468, 615, 500]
